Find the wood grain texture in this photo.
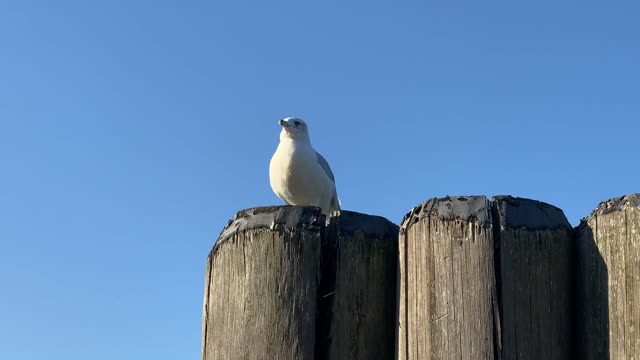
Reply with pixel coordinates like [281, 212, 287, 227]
[201, 206, 324, 360]
[491, 196, 572, 360]
[576, 194, 640, 360]
[202, 206, 399, 360]
[323, 211, 399, 360]
[201, 194, 640, 359]
[398, 196, 496, 360]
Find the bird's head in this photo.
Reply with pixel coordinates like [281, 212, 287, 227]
[278, 117, 310, 142]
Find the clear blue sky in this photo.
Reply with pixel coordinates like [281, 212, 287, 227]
[1, 1, 638, 359]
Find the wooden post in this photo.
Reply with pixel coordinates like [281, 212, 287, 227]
[398, 196, 497, 360]
[203, 194, 639, 359]
[202, 206, 398, 360]
[491, 196, 573, 359]
[575, 194, 640, 359]
[321, 211, 399, 359]
[201, 206, 324, 360]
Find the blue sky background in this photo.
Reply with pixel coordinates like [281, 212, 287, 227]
[1, 1, 638, 359]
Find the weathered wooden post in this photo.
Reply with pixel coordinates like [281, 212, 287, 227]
[201, 206, 324, 360]
[201, 206, 398, 360]
[398, 196, 497, 360]
[575, 194, 640, 359]
[204, 193, 639, 359]
[491, 196, 573, 359]
[320, 211, 398, 359]
[397, 195, 574, 360]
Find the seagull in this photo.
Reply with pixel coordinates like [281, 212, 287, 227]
[269, 117, 340, 217]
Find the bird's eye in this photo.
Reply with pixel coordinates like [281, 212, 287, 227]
[294, 121, 301, 126]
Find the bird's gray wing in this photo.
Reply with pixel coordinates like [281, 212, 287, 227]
[315, 152, 335, 183]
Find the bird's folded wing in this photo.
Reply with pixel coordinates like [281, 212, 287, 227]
[315, 152, 336, 183]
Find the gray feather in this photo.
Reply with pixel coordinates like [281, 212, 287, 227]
[330, 190, 341, 211]
[316, 152, 335, 183]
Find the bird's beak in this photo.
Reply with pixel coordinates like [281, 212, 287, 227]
[278, 119, 292, 128]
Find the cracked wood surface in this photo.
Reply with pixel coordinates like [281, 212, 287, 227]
[576, 194, 640, 360]
[201, 206, 398, 360]
[202, 194, 640, 360]
[201, 206, 323, 360]
[324, 211, 398, 360]
[492, 196, 572, 360]
[398, 195, 573, 360]
[398, 196, 496, 360]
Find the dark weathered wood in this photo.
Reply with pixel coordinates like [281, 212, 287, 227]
[491, 196, 573, 360]
[202, 206, 399, 360]
[203, 194, 640, 359]
[201, 206, 324, 360]
[398, 196, 496, 360]
[322, 211, 398, 360]
[575, 194, 640, 360]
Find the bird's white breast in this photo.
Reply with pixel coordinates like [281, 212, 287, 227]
[269, 140, 333, 207]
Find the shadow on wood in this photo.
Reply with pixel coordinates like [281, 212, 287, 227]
[575, 222, 609, 360]
[202, 206, 398, 360]
[202, 193, 640, 360]
[491, 196, 573, 359]
[320, 211, 398, 360]
[575, 194, 640, 359]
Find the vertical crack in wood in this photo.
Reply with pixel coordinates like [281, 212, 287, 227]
[314, 217, 337, 360]
[404, 225, 410, 360]
[460, 222, 467, 360]
[490, 200, 503, 360]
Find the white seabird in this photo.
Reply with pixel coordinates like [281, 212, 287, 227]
[269, 117, 340, 216]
